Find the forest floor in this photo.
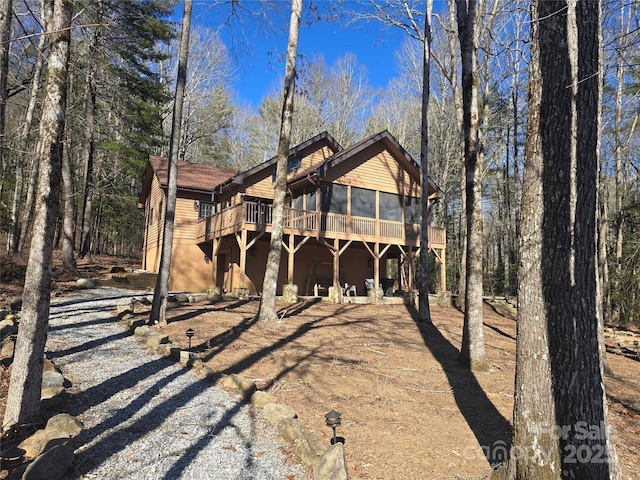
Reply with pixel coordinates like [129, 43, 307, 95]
[1, 253, 639, 479]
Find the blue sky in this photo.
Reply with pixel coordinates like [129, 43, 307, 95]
[191, 2, 412, 107]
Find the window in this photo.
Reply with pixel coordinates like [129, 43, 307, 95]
[272, 157, 302, 182]
[149, 207, 154, 225]
[379, 192, 402, 221]
[293, 195, 303, 210]
[288, 157, 301, 171]
[158, 201, 163, 222]
[404, 196, 421, 224]
[351, 187, 376, 218]
[321, 184, 347, 214]
[306, 190, 316, 211]
[199, 201, 216, 220]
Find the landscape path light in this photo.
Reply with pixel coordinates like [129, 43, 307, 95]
[186, 328, 195, 351]
[325, 409, 342, 445]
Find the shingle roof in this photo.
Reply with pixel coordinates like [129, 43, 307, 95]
[148, 156, 237, 192]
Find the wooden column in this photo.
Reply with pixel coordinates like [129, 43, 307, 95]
[374, 242, 380, 291]
[408, 246, 414, 291]
[288, 234, 295, 284]
[238, 229, 247, 288]
[211, 237, 219, 286]
[440, 247, 447, 293]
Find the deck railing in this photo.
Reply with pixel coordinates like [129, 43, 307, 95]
[196, 201, 446, 247]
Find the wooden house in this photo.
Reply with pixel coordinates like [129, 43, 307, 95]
[138, 131, 446, 301]
[137, 157, 237, 292]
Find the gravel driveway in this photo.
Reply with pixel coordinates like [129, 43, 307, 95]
[45, 287, 306, 480]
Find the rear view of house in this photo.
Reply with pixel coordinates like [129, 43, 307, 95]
[138, 131, 446, 301]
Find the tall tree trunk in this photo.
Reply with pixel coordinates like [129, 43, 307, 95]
[257, 0, 302, 322]
[3, 0, 72, 431]
[79, 72, 96, 258]
[418, 0, 434, 323]
[498, 1, 622, 477]
[150, 0, 192, 326]
[0, 0, 12, 175]
[17, 141, 40, 252]
[7, 0, 51, 254]
[61, 133, 76, 272]
[456, 0, 486, 371]
[611, 6, 626, 324]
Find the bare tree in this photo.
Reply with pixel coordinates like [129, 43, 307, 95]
[78, 67, 96, 258]
[0, 0, 11, 175]
[296, 52, 373, 146]
[61, 133, 76, 272]
[3, 0, 72, 430]
[150, 0, 192, 325]
[158, 25, 235, 164]
[456, 0, 486, 371]
[257, 0, 302, 322]
[7, 0, 51, 254]
[417, 0, 434, 323]
[497, 1, 622, 477]
[350, 0, 438, 322]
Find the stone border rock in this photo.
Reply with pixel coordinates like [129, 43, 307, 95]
[115, 296, 349, 480]
[1, 301, 84, 480]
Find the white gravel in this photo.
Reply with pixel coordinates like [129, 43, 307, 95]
[45, 287, 307, 480]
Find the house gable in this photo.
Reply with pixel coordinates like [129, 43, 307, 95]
[217, 131, 342, 203]
[288, 130, 442, 201]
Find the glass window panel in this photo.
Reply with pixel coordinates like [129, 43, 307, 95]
[321, 184, 347, 214]
[379, 192, 402, 221]
[404, 196, 421, 223]
[351, 187, 376, 218]
[306, 190, 316, 211]
[199, 201, 216, 220]
[293, 195, 303, 210]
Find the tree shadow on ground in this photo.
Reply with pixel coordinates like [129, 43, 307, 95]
[482, 322, 516, 342]
[52, 298, 354, 479]
[201, 303, 373, 376]
[407, 304, 513, 469]
[482, 299, 516, 321]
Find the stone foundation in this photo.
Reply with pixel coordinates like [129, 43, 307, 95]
[282, 284, 298, 303]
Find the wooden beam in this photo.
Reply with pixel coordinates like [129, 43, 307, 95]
[338, 239, 352, 255]
[334, 238, 342, 303]
[293, 236, 310, 254]
[361, 241, 375, 259]
[236, 229, 247, 289]
[374, 242, 380, 292]
[379, 243, 392, 258]
[211, 238, 219, 287]
[246, 231, 265, 251]
[288, 234, 295, 284]
[408, 246, 414, 290]
[440, 247, 447, 294]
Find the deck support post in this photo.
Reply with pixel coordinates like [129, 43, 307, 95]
[238, 229, 247, 288]
[211, 237, 220, 287]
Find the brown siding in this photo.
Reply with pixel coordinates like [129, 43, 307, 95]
[326, 144, 420, 196]
[299, 145, 335, 171]
[167, 242, 213, 292]
[243, 145, 336, 201]
[244, 171, 275, 199]
[142, 174, 165, 273]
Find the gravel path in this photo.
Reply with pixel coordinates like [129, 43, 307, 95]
[45, 287, 306, 480]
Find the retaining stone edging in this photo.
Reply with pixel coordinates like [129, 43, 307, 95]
[116, 297, 349, 480]
[1, 303, 84, 480]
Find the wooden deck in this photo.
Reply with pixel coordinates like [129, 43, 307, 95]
[195, 200, 446, 249]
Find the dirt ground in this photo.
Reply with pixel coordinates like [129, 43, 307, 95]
[1, 254, 639, 479]
[156, 298, 640, 480]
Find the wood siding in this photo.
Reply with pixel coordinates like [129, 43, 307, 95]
[326, 143, 420, 197]
[243, 144, 336, 200]
[141, 173, 216, 292]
